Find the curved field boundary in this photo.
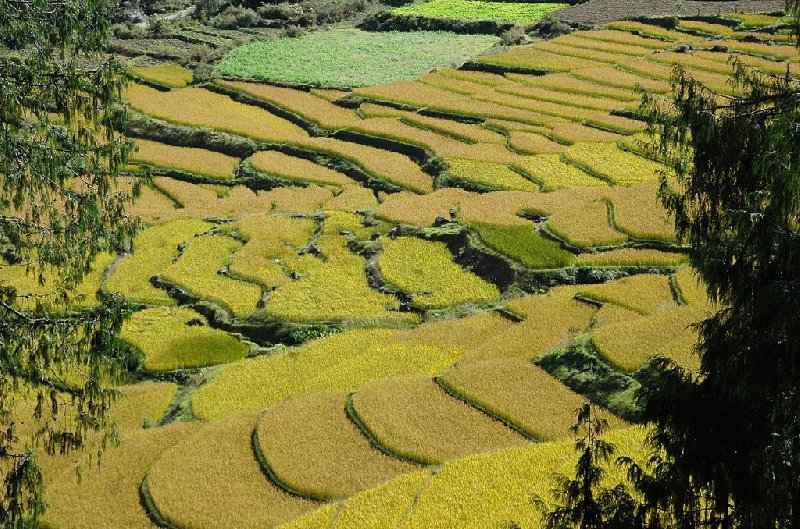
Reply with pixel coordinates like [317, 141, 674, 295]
[139, 475, 182, 529]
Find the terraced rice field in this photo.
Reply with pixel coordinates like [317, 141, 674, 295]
[27, 12, 779, 528]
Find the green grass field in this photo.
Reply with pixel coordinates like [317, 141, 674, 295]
[217, 29, 499, 87]
[393, 0, 567, 24]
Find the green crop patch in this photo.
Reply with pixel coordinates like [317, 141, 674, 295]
[217, 29, 498, 88]
[121, 306, 249, 371]
[393, 0, 566, 24]
[469, 221, 575, 269]
[160, 234, 263, 318]
[378, 236, 501, 309]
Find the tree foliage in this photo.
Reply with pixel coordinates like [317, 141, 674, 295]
[0, 0, 140, 526]
[632, 2, 800, 527]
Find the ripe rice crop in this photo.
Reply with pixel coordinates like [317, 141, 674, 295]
[129, 62, 193, 88]
[265, 234, 413, 323]
[299, 137, 433, 194]
[508, 131, 566, 155]
[571, 65, 671, 93]
[463, 287, 596, 362]
[160, 234, 263, 317]
[398, 427, 647, 529]
[577, 273, 676, 315]
[726, 13, 781, 28]
[674, 266, 713, 308]
[353, 117, 519, 164]
[229, 214, 315, 288]
[512, 153, 607, 190]
[152, 177, 273, 219]
[331, 470, 428, 529]
[575, 29, 672, 50]
[112, 381, 178, 431]
[602, 181, 678, 242]
[358, 103, 506, 144]
[146, 413, 316, 529]
[445, 157, 540, 192]
[120, 306, 249, 371]
[458, 190, 542, 226]
[545, 35, 658, 59]
[274, 503, 340, 529]
[438, 69, 509, 86]
[255, 392, 416, 499]
[548, 122, 625, 145]
[393, 0, 566, 24]
[562, 142, 666, 186]
[250, 150, 355, 187]
[677, 20, 736, 36]
[264, 185, 334, 213]
[132, 139, 239, 180]
[217, 29, 498, 88]
[378, 236, 501, 309]
[592, 305, 705, 371]
[420, 72, 490, 95]
[440, 357, 618, 440]
[376, 188, 473, 226]
[506, 72, 639, 102]
[191, 328, 464, 420]
[692, 50, 795, 76]
[475, 47, 602, 72]
[698, 39, 800, 63]
[618, 57, 736, 94]
[325, 186, 380, 211]
[606, 21, 703, 43]
[126, 183, 180, 222]
[216, 80, 361, 129]
[543, 194, 628, 248]
[533, 40, 640, 65]
[124, 84, 308, 143]
[468, 221, 575, 269]
[352, 375, 526, 465]
[577, 248, 687, 267]
[484, 119, 551, 135]
[105, 218, 212, 305]
[41, 423, 195, 529]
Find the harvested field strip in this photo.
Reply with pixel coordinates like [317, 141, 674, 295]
[577, 273, 676, 315]
[298, 136, 433, 193]
[506, 72, 639, 102]
[41, 423, 195, 529]
[216, 80, 361, 129]
[191, 328, 463, 420]
[592, 305, 706, 372]
[105, 218, 212, 305]
[577, 248, 687, 267]
[562, 142, 666, 186]
[120, 306, 249, 371]
[160, 234, 263, 317]
[264, 231, 412, 323]
[358, 103, 507, 144]
[602, 181, 677, 242]
[249, 150, 356, 187]
[462, 287, 596, 362]
[392, 0, 567, 24]
[508, 131, 566, 155]
[396, 427, 646, 529]
[331, 470, 429, 529]
[129, 62, 193, 88]
[439, 357, 617, 440]
[255, 392, 417, 500]
[132, 139, 239, 180]
[571, 65, 671, 93]
[378, 236, 501, 309]
[475, 47, 602, 72]
[146, 413, 316, 529]
[228, 214, 316, 288]
[352, 117, 520, 164]
[468, 221, 575, 269]
[445, 157, 540, 192]
[355, 81, 567, 128]
[376, 187, 473, 226]
[351, 375, 527, 465]
[512, 153, 607, 190]
[124, 84, 308, 142]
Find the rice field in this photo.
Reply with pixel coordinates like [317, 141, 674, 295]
[255, 392, 416, 499]
[577, 273, 676, 315]
[351, 375, 526, 465]
[378, 236, 501, 309]
[392, 0, 567, 24]
[445, 157, 540, 192]
[468, 221, 575, 269]
[129, 62, 193, 88]
[132, 139, 240, 180]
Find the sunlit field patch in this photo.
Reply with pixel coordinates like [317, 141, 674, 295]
[120, 306, 248, 371]
[445, 157, 540, 192]
[577, 273, 676, 315]
[376, 188, 472, 226]
[577, 248, 687, 267]
[249, 150, 355, 188]
[393, 0, 566, 24]
[379, 236, 501, 309]
[129, 62, 193, 88]
[562, 142, 666, 186]
[512, 153, 607, 190]
[468, 221, 575, 269]
[255, 392, 416, 499]
[132, 139, 239, 180]
[352, 375, 526, 465]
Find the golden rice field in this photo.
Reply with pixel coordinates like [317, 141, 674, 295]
[28, 13, 772, 528]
